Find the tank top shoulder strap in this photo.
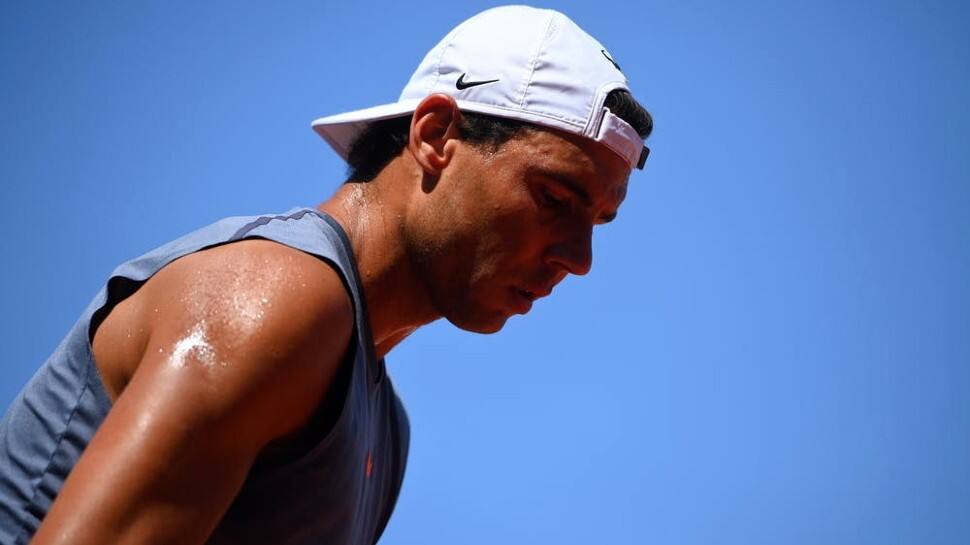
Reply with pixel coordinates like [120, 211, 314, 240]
[95, 207, 382, 386]
[226, 208, 384, 386]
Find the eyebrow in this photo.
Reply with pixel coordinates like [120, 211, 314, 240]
[544, 173, 618, 224]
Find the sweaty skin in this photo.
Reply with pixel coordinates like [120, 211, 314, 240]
[32, 241, 354, 545]
[30, 93, 631, 544]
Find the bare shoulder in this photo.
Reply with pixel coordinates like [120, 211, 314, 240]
[96, 238, 354, 447]
[147, 238, 354, 345]
[38, 240, 355, 544]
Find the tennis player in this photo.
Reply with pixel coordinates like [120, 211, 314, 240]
[0, 6, 652, 544]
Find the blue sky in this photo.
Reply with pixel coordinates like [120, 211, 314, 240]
[2, 1, 968, 543]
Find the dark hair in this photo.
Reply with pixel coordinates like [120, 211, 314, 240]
[344, 89, 652, 182]
[604, 89, 653, 140]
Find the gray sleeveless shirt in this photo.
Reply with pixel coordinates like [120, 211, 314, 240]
[0, 208, 410, 544]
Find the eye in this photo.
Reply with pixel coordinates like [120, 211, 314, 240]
[538, 186, 569, 210]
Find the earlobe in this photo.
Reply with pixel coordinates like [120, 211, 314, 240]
[408, 94, 461, 176]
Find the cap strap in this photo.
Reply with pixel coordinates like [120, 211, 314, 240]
[596, 108, 647, 170]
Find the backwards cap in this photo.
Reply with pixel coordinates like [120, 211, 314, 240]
[311, 5, 649, 170]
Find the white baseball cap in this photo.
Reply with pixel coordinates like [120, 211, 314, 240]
[311, 5, 649, 170]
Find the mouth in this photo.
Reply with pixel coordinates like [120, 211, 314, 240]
[510, 287, 536, 314]
[510, 282, 556, 315]
[516, 288, 538, 302]
[519, 283, 554, 299]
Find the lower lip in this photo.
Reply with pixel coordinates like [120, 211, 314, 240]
[510, 288, 534, 314]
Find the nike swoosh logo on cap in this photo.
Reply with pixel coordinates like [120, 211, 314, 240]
[456, 73, 500, 90]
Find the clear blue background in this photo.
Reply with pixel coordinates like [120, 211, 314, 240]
[2, 1, 968, 543]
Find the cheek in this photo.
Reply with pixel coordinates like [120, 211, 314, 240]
[447, 157, 547, 275]
[475, 205, 547, 276]
[499, 186, 557, 253]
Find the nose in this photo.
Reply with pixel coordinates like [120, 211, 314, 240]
[544, 224, 593, 276]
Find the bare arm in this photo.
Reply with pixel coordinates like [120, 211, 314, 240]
[31, 240, 353, 545]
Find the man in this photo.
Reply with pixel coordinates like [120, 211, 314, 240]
[0, 5, 652, 544]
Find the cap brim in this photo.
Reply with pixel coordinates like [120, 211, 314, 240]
[310, 99, 421, 160]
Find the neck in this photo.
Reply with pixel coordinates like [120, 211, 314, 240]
[317, 174, 439, 359]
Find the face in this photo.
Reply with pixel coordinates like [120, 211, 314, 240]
[405, 125, 631, 333]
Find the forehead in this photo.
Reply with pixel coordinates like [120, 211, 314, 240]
[504, 127, 631, 205]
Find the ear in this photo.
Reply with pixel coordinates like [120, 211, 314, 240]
[408, 94, 462, 176]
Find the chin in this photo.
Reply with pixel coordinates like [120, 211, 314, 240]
[446, 311, 509, 335]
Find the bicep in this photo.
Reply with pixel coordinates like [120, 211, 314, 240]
[32, 241, 354, 545]
[30, 361, 258, 545]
